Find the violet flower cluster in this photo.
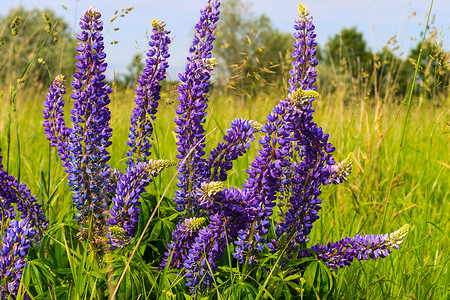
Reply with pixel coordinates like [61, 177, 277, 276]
[162, 1, 410, 293]
[0, 149, 48, 299]
[299, 224, 411, 269]
[42, 8, 173, 250]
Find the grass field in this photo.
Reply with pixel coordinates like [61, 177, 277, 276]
[0, 0, 449, 298]
[0, 79, 448, 298]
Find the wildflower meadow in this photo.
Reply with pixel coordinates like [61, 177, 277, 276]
[0, 0, 448, 299]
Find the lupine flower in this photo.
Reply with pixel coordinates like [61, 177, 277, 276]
[299, 224, 411, 269]
[161, 216, 207, 269]
[42, 74, 69, 164]
[288, 4, 318, 92]
[43, 8, 172, 250]
[165, 1, 409, 293]
[0, 149, 48, 241]
[126, 19, 171, 167]
[0, 149, 48, 299]
[235, 4, 329, 262]
[173, 0, 221, 213]
[163, 0, 267, 279]
[62, 7, 113, 234]
[206, 119, 261, 182]
[234, 99, 299, 260]
[0, 219, 36, 299]
[183, 214, 225, 291]
[108, 159, 174, 249]
[328, 152, 354, 184]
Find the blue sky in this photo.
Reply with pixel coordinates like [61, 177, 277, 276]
[2, 0, 449, 80]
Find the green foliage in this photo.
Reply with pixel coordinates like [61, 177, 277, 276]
[325, 27, 372, 78]
[0, 6, 77, 87]
[409, 27, 450, 99]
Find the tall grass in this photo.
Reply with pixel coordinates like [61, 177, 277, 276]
[0, 76, 448, 298]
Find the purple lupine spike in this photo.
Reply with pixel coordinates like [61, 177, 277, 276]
[289, 4, 318, 92]
[161, 184, 247, 272]
[233, 98, 299, 263]
[160, 216, 208, 269]
[328, 152, 354, 184]
[108, 159, 174, 249]
[183, 214, 225, 292]
[173, 0, 220, 213]
[298, 224, 410, 269]
[0, 218, 36, 300]
[270, 101, 336, 253]
[65, 7, 113, 231]
[42, 74, 69, 163]
[234, 5, 333, 262]
[126, 20, 171, 167]
[0, 149, 49, 241]
[206, 119, 261, 182]
[104, 166, 122, 197]
[181, 187, 248, 289]
[262, 5, 337, 255]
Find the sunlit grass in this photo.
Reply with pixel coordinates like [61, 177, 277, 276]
[0, 80, 448, 298]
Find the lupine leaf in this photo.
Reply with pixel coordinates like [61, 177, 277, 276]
[149, 219, 163, 241]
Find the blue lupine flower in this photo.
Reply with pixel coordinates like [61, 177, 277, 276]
[206, 119, 261, 182]
[108, 159, 174, 249]
[0, 149, 48, 299]
[161, 216, 207, 269]
[289, 4, 318, 92]
[43, 8, 172, 250]
[263, 6, 335, 255]
[64, 7, 113, 231]
[173, 0, 221, 213]
[42, 74, 69, 164]
[298, 224, 411, 269]
[234, 99, 298, 259]
[0, 149, 48, 241]
[126, 20, 171, 167]
[183, 214, 225, 292]
[0, 218, 36, 299]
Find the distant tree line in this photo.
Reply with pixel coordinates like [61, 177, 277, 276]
[1, 3, 448, 102]
[212, 0, 450, 101]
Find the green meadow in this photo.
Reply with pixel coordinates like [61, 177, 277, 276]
[0, 1, 448, 299]
[1, 79, 448, 298]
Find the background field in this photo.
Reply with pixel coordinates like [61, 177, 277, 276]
[1, 79, 448, 298]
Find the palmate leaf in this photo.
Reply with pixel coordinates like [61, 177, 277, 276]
[303, 260, 335, 299]
[35, 287, 70, 300]
[22, 259, 54, 296]
[110, 256, 152, 299]
[133, 193, 178, 262]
